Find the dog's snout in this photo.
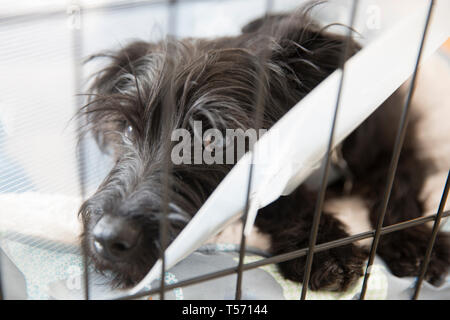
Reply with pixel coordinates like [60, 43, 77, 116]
[92, 215, 141, 261]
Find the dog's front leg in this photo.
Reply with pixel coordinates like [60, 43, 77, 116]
[255, 187, 368, 291]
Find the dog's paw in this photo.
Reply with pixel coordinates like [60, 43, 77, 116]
[278, 244, 367, 292]
[423, 232, 450, 285]
[307, 255, 365, 291]
[379, 227, 450, 286]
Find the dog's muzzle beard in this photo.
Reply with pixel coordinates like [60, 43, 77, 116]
[79, 170, 193, 287]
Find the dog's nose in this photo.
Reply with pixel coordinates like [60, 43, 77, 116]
[92, 215, 141, 261]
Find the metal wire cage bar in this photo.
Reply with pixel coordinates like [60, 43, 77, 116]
[359, 0, 435, 300]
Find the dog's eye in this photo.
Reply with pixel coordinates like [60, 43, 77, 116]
[87, 207, 103, 218]
[204, 133, 230, 152]
[124, 124, 134, 140]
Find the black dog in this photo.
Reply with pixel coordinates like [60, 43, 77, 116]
[78, 7, 450, 290]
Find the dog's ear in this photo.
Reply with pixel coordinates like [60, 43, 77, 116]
[241, 14, 288, 34]
[244, 8, 360, 97]
[273, 14, 360, 72]
[80, 41, 154, 155]
[87, 41, 153, 95]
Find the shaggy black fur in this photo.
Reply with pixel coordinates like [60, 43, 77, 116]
[78, 5, 450, 290]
